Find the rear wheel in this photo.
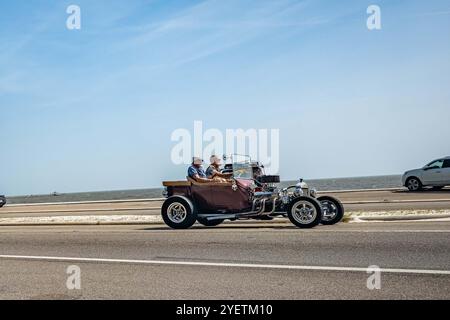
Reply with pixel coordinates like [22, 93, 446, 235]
[161, 196, 197, 229]
[287, 197, 322, 228]
[317, 196, 344, 225]
[406, 177, 422, 191]
[197, 217, 224, 227]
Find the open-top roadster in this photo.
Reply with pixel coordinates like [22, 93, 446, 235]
[161, 156, 344, 229]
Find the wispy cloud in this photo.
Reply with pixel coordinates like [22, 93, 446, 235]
[117, 0, 329, 68]
[0, 0, 336, 108]
[416, 10, 450, 17]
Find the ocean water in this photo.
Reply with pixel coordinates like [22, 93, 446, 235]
[6, 175, 402, 204]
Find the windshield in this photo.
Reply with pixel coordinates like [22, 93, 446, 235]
[232, 161, 254, 179]
[425, 160, 444, 169]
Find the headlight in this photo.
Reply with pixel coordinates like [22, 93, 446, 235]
[162, 187, 168, 197]
[310, 188, 317, 198]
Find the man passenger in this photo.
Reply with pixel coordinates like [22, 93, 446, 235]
[188, 157, 213, 183]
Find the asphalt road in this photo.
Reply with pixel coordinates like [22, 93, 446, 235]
[0, 221, 449, 299]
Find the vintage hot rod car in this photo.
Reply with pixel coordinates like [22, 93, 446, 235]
[161, 158, 344, 229]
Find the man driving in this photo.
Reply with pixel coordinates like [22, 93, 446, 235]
[206, 155, 233, 182]
[188, 157, 213, 182]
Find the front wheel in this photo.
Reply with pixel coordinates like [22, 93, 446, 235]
[317, 196, 344, 225]
[406, 177, 422, 191]
[287, 197, 322, 228]
[161, 196, 197, 229]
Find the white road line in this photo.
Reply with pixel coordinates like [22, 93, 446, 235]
[301, 229, 450, 233]
[344, 199, 450, 204]
[0, 207, 161, 214]
[5, 198, 165, 207]
[0, 254, 449, 275]
[154, 229, 450, 234]
[150, 229, 450, 234]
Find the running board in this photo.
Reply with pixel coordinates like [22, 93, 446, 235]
[198, 214, 239, 221]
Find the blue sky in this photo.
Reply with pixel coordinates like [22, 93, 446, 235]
[1, 0, 450, 195]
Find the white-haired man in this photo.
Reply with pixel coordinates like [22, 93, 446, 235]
[206, 155, 233, 182]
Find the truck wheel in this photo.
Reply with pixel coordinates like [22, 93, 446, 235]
[197, 217, 224, 227]
[406, 177, 422, 191]
[287, 197, 322, 228]
[161, 196, 197, 229]
[317, 196, 344, 225]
